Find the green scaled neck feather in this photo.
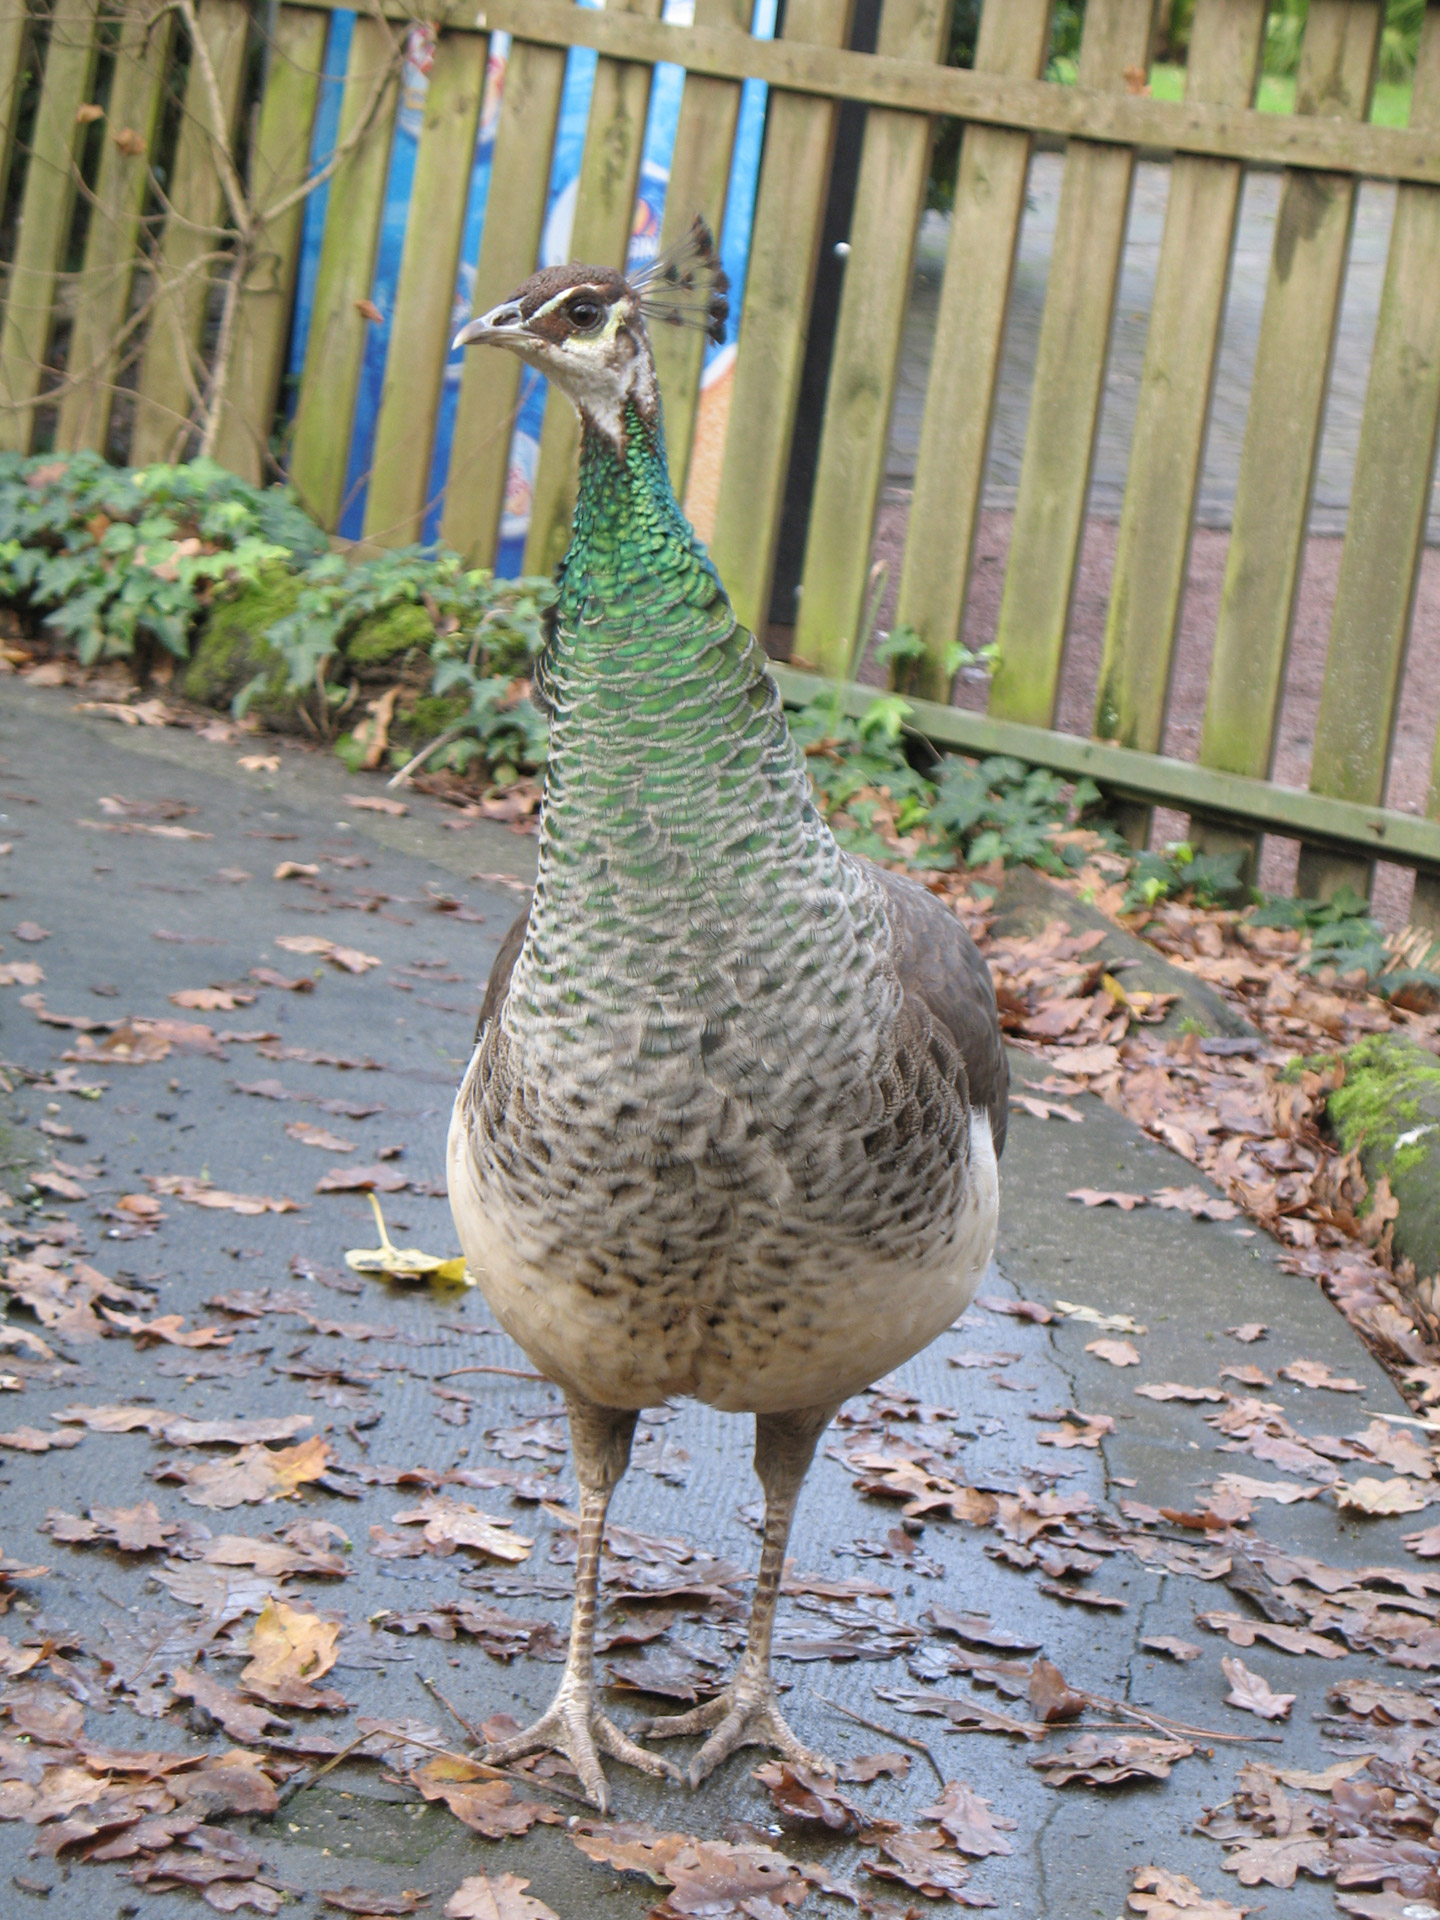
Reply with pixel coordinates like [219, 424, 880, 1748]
[512, 399, 885, 1050]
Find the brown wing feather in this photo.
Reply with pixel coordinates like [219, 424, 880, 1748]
[472, 874, 1007, 1158]
[865, 862, 1009, 1158]
[474, 904, 530, 1046]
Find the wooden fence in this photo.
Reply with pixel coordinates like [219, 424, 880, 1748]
[1, 0, 1439, 923]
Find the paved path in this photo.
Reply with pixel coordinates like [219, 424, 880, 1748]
[0, 683, 1429, 1916]
[886, 153, 1433, 541]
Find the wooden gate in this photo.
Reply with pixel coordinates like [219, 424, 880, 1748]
[1, 0, 1439, 920]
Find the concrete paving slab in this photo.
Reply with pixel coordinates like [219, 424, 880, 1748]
[0, 682, 1429, 1918]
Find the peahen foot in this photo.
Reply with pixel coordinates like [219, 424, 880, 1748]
[634, 1664, 836, 1788]
[484, 1674, 681, 1812]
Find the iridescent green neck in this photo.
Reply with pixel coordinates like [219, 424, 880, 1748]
[554, 403, 723, 629]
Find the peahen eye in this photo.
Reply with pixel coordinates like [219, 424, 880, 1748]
[566, 298, 603, 332]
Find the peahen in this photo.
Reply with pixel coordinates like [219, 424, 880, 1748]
[448, 222, 1007, 1810]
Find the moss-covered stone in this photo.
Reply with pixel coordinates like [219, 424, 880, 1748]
[185, 568, 307, 729]
[344, 601, 434, 670]
[1328, 1033, 1440, 1282]
[394, 692, 468, 745]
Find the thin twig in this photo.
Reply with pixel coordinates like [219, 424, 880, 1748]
[1085, 1691, 1283, 1747]
[812, 1691, 946, 1789]
[438, 1363, 550, 1382]
[418, 1670, 482, 1745]
[388, 724, 467, 788]
[272, 1727, 374, 1810]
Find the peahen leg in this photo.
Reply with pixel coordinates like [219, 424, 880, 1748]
[480, 1392, 679, 1810]
[635, 1403, 839, 1787]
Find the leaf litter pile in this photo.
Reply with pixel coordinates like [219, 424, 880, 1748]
[3, 761, 1440, 1913]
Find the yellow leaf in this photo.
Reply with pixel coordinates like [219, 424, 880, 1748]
[345, 1192, 471, 1284]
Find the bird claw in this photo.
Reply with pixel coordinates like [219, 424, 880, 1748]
[635, 1672, 835, 1788]
[482, 1681, 681, 1812]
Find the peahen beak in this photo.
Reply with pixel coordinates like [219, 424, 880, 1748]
[451, 299, 528, 353]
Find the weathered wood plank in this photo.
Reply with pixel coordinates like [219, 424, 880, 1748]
[988, 0, 1157, 727]
[440, 36, 566, 567]
[127, 0, 250, 466]
[55, 5, 174, 454]
[0, 0, 101, 451]
[793, 0, 953, 678]
[211, 5, 328, 482]
[287, 13, 401, 529]
[649, 0, 748, 498]
[892, 0, 1053, 701]
[1092, 0, 1266, 771]
[0, 0, 31, 216]
[454, 0, 1440, 186]
[363, 25, 488, 545]
[523, 0, 666, 580]
[1197, 2, 1381, 859]
[707, 0, 853, 636]
[1297, 6, 1440, 905]
[769, 663, 1440, 876]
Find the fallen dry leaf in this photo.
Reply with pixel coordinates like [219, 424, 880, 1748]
[1221, 1655, 1294, 1721]
[171, 1667, 291, 1744]
[1149, 1186, 1241, 1221]
[286, 1121, 356, 1153]
[1086, 1338, 1140, 1367]
[170, 988, 253, 1012]
[753, 1761, 865, 1833]
[1226, 1324, 1267, 1343]
[320, 1887, 433, 1916]
[1335, 1476, 1432, 1516]
[390, 1497, 532, 1563]
[14, 921, 49, 942]
[1031, 1734, 1194, 1786]
[317, 1164, 408, 1194]
[974, 1294, 1052, 1323]
[443, 1878, 556, 1920]
[148, 1174, 299, 1215]
[156, 1435, 330, 1509]
[412, 1761, 562, 1839]
[1141, 1636, 1202, 1662]
[1135, 1383, 1226, 1403]
[1278, 1359, 1364, 1393]
[918, 1778, 1017, 1857]
[0, 1425, 83, 1452]
[241, 1599, 343, 1708]
[1217, 1363, 1273, 1387]
[346, 794, 409, 817]
[1129, 1864, 1250, 1919]
[1015, 1094, 1083, 1122]
[864, 1827, 975, 1900]
[1068, 1187, 1146, 1210]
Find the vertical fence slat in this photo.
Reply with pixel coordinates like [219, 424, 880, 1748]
[1417, 769, 1440, 936]
[441, 38, 565, 567]
[287, 13, 401, 529]
[523, 0, 666, 580]
[211, 5, 327, 483]
[892, 0, 1053, 703]
[0, 0, 31, 215]
[362, 26, 488, 546]
[793, 0, 952, 678]
[1296, 8, 1440, 906]
[1195, 0, 1381, 863]
[986, 0, 1156, 726]
[54, 6, 173, 454]
[0, 0, 101, 452]
[1091, 0, 1266, 786]
[707, 0, 852, 636]
[127, 0, 250, 466]
[650, 0, 748, 499]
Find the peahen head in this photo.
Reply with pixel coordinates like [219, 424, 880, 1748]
[452, 217, 728, 451]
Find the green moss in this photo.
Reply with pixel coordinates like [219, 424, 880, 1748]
[344, 601, 434, 669]
[395, 693, 468, 743]
[1328, 1034, 1440, 1283]
[1329, 1035, 1440, 1175]
[185, 568, 306, 727]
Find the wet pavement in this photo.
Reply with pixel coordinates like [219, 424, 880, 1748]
[0, 679, 1433, 1917]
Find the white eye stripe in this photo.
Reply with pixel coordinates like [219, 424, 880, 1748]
[530, 285, 611, 326]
